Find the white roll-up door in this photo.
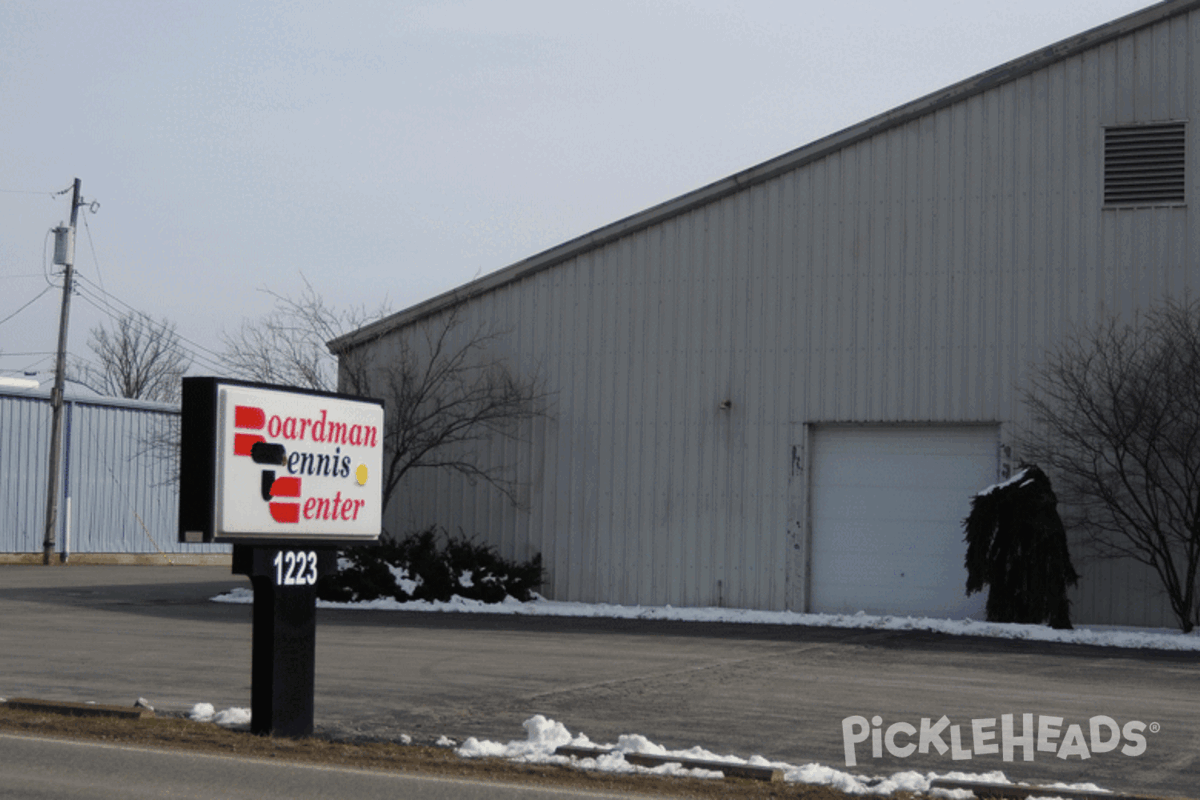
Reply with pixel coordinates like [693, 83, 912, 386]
[809, 425, 998, 618]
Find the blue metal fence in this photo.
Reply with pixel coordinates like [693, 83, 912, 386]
[0, 387, 229, 556]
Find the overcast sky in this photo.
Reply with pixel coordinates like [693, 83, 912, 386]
[0, 0, 1164, 387]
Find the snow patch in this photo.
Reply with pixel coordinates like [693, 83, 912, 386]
[928, 790, 975, 800]
[213, 707, 252, 727]
[211, 587, 254, 604]
[387, 564, 421, 595]
[457, 715, 725, 780]
[974, 468, 1030, 498]
[188, 702, 215, 722]
[188, 702, 251, 727]
[209, 588, 1200, 652]
[455, 716, 1057, 792]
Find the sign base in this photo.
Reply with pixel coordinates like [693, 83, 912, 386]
[233, 545, 338, 737]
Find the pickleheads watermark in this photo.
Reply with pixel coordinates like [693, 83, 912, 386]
[841, 714, 1156, 767]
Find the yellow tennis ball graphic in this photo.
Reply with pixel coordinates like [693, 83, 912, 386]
[356, 464, 369, 486]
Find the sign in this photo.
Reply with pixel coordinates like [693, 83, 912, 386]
[179, 377, 383, 544]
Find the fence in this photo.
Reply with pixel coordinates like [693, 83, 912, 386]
[0, 387, 229, 560]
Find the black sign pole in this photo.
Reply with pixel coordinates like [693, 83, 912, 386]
[232, 544, 338, 737]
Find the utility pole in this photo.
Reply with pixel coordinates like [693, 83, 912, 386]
[43, 178, 82, 565]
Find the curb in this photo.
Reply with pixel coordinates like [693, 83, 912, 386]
[553, 744, 783, 782]
[4, 698, 155, 720]
[929, 777, 1190, 800]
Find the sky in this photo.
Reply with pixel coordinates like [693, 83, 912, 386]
[0, 0, 1165, 388]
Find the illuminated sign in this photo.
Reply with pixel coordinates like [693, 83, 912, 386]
[179, 378, 383, 544]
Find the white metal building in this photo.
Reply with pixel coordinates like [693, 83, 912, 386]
[331, 1, 1200, 626]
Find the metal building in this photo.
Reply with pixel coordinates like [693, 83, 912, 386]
[331, 1, 1200, 626]
[0, 387, 230, 562]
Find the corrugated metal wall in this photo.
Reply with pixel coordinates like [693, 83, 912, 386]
[365, 10, 1199, 623]
[0, 392, 52, 552]
[0, 389, 229, 556]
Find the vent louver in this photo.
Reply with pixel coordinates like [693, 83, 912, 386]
[1104, 123, 1186, 206]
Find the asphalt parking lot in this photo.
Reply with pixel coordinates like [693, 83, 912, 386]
[1, 565, 1197, 797]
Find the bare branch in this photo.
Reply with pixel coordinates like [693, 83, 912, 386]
[355, 305, 554, 515]
[221, 280, 552, 527]
[76, 313, 191, 403]
[220, 274, 389, 392]
[1019, 297, 1200, 632]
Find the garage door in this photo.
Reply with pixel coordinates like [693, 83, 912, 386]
[809, 425, 997, 619]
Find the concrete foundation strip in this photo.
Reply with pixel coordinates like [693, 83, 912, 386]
[553, 744, 783, 782]
[4, 698, 155, 720]
[928, 777, 1186, 800]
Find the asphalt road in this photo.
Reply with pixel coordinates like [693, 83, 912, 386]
[0, 732, 643, 799]
[1, 565, 1198, 798]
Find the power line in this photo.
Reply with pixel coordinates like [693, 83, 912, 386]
[73, 274, 228, 363]
[0, 285, 55, 327]
[73, 281, 228, 374]
[41, 200, 228, 374]
[15, 354, 54, 373]
[74, 281, 228, 369]
[35, 201, 259, 381]
[40, 199, 244, 379]
[0, 187, 64, 197]
[80, 213, 108, 299]
[75, 294, 227, 375]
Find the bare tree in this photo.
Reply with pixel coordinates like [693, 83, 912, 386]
[221, 275, 386, 392]
[1019, 298, 1200, 632]
[225, 278, 550, 518]
[77, 313, 191, 403]
[342, 306, 551, 514]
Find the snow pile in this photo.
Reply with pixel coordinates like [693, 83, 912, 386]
[457, 715, 724, 780]
[928, 789, 975, 800]
[212, 587, 254, 603]
[189, 702, 251, 727]
[456, 716, 1115, 794]
[188, 702, 215, 721]
[211, 589, 1200, 651]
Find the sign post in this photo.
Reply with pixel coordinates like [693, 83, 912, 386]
[232, 545, 337, 736]
[178, 377, 383, 737]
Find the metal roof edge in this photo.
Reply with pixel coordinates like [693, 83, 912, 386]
[0, 385, 180, 413]
[329, 0, 1197, 354]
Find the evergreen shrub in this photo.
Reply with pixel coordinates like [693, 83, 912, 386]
[317, 526, 544, 604]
